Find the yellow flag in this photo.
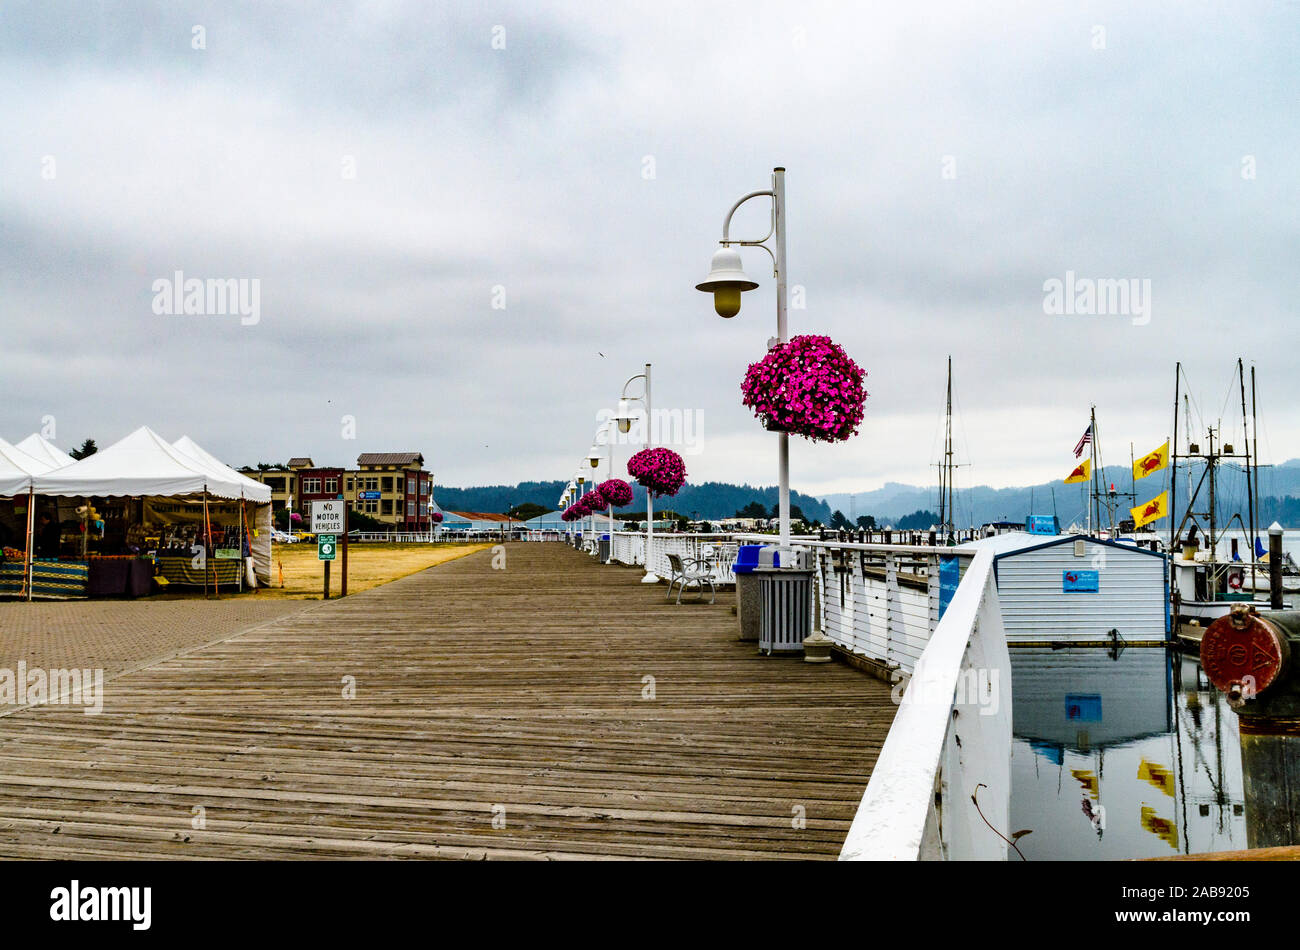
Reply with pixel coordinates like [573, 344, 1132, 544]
[1138, 758, 1175, 797]
[1064, 458, 1090, 484]
[1131, 491, 1169, 528]
[1133, 440, 1169, 480]
[1140, 805, 1179, 849]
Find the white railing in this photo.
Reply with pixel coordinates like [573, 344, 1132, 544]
[837, 547, 1011, 860]
[608, 532, 740, 585]
[582, 527, 1014, 859]
[740, 537, 967, 676]
[346, 532, 508, 543]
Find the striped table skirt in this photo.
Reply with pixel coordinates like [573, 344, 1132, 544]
[0, 559, 89, 600]
[155, 557, 243, 588]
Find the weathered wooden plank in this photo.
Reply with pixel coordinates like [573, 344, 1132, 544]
[0, 543, 895, 859]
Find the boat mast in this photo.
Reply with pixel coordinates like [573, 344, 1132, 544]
[1090, 405, 1100, 534]
[1171, 362, 1180, 555]
[941, 356, 954, 539]
[1208, 423, 1217, 599]
[1238, 358, 1255, 574]
[1251, 364, 1260, 560]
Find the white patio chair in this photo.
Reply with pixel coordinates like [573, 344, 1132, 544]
[665, 553, 716, 605]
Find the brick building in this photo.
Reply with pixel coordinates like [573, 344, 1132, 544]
[241, 451, 434, 531]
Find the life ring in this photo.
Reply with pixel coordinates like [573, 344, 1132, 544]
[1228, 570, 1244, 591]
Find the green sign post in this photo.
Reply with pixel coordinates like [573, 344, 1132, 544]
[318, 534, 336, 599]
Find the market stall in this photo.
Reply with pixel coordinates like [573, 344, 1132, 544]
[0, 436, 61, 599]
[20, 426, 272, 600]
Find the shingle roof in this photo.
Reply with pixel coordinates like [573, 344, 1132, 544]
[287, 457, 314, 468]
[356, 452, 424, 466]
[449, 511, 520, 523]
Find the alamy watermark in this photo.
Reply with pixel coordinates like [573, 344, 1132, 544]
[0, 662, 104, 714]
[151, 271, 260, 325]
[891, 667, 1001, 717]
[1042, 271, 1151, 326]
[595, 406, 703, 455]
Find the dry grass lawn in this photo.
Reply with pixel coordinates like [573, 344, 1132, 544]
[262, 541, 492, 599]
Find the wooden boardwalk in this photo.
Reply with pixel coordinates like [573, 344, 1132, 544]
[0, 543, 895, 859]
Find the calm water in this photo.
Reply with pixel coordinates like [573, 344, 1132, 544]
[1009, 647, 1245, 860]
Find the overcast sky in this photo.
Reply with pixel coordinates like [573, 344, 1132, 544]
[3, 1, 1297, 497]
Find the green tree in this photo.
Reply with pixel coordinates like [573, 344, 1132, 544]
[508, 502, 549, 521]
[69, 438, 98, 460]
[830, 510, 852, 530]
[856, 514, 878, 530]
[735, 501, 769, 519]
[896, 509, 939, 531]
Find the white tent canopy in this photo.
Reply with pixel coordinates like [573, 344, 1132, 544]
[15, 434, 74, 471]
[31, 426, 259, 500]
[0, 437, 53, 495]
[171, 435, 273, 583]
[171, 436, 271, 504]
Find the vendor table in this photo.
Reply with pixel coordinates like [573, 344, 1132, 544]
[0, 559, 89, 600]
[86, 556, 154, 598]
[155, 556, 243, 588]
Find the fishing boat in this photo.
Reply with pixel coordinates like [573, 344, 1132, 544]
[1167, 360, 1286, 634]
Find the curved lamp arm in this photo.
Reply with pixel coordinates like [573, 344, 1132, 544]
[720, 190, 778, 273]
[621, 372, 649, 403]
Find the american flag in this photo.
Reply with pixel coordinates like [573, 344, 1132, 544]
[1073, 424, 1092, 459]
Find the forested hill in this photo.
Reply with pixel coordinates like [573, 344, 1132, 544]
[433, 480, 832, 523]
[436, 458, 1300, 528]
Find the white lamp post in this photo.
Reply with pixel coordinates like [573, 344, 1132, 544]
[616, 364, 658, 582]
[590, 415, 616, 553]
[696, 166, 791, 554]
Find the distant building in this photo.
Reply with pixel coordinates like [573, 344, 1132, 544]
[242, 451, 434, 531]
[349, 452, 431, 530]
[441, 511, 522, 533]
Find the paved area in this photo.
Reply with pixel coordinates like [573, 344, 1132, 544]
[0, 543, 894, 859]
[0, 598, 312, 683]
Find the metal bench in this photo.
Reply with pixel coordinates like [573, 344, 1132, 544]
[665, 553, 716, 605]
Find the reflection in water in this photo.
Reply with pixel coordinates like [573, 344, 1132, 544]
[1009, 647, 1245, 860]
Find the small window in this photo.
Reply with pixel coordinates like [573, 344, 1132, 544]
[324, 478, 337, 494]
[1073, 539, 1087, 557]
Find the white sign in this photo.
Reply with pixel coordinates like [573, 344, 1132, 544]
[312, 500, 344, 534]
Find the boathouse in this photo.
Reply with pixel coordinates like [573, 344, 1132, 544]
[967, 533, 1169, 644]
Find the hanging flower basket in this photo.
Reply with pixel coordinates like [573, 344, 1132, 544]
[431, 511, 444, 523]
[597, 478, 634, 508]
[584, 486, 607, 509]
[561, 504, 580, 522]
[627, 447, 687, 498]
[740, 334, 867, 442]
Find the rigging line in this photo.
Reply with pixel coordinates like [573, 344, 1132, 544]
[1179, 365, 1206, 436]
